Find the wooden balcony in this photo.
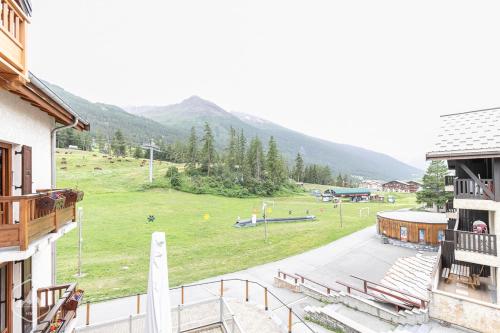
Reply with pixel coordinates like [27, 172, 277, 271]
[35, 283, 84, 333]
[446, 229, 497, 256]
[454, 178, 495, 200]
[0, 189, 83, 251]
[0, 0, 28, 82]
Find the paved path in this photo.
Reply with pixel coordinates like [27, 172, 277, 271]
[76, 226, 418, 332]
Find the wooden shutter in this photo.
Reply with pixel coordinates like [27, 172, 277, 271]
[21, 146, 32, 195]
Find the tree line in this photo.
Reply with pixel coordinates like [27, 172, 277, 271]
[57, 125, 354, 195]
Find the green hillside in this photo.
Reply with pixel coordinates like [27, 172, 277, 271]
[56, 149, 417, 301]
[46, 81, 421, 180]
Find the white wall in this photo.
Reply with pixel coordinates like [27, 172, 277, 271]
[0, 89, 54, 193]
[0, 89, 56, 331]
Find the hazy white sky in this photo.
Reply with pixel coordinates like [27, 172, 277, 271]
[29, 0, 500, 169]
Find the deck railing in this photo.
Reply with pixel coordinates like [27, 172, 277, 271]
[0, 0, 28, 75]
[445, 176, 455, 187]
[446, 229, 497, 256]
[0, 189, 82, 251]
[35, 283, 84, 333]
[454, 178, 494, 200]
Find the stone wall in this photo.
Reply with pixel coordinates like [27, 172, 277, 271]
[429, 290, 500, 332]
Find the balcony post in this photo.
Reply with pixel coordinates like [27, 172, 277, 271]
[18, 198, 28, 251]
[493, 158, 500, 202]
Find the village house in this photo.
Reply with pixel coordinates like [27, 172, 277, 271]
[358, 179, 383, 191]
[426, 108, 500, 332]
[382, 180, 421, 193]
[0, 1, 89, 332]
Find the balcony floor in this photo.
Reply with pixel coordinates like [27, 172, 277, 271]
[438, 276, 497, 304]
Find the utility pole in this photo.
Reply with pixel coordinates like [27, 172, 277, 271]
[142, 139, 160, 183]
[76, 207, 85, 277]
[262, 202, 268, 243]
[339, 200, 343, 228]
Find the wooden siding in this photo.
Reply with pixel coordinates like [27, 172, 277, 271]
[377, 216, 447, 245]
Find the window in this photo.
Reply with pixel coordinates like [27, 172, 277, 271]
[400, 227, 408, 242]
[438, 230, 444, 242]
[419, 229, 425, 243]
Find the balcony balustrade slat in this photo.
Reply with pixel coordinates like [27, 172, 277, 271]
[449, 230, 497, 256]
[454, 178, 495, 200]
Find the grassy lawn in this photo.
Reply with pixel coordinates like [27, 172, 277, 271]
[56, 149, 416, 301]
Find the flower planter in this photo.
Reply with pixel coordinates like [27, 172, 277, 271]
[63, 289, 84, 312]
[35, 195, 66, 215]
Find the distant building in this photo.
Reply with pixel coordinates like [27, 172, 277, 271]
[358, 180, 383, 191]
[323, 188, 371, 202]
[382, 180, 421, 193]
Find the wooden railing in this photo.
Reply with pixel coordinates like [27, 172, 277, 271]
[35, 283, 84, 333]
[445, 176, 455, 187]
[454, 178, 494, 200]
[0, 189, 81, 251]
[0, 0, 28, 75]
[446, 229, 497, 256]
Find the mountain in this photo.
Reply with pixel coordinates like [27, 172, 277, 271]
[44, 82, 184, 145]
[126, 96, 422, 180]
[42, 81, 420, 179]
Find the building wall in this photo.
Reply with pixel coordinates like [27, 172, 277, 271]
[0, 89, 56, 330]
[429, 290, 500, 332]
[377, 216, 446, 245]
[382, 182, 411, 193]
[0, 89, 54, 193]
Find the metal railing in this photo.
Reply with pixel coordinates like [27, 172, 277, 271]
[336, 275, 429, 311]
[446, 229, 497, 256]
[79, 278, 317, 333]
[454, 178, 494, 200]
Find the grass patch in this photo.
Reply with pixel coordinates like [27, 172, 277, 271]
[56, 149, 416, 301]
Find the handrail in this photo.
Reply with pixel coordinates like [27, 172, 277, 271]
[35, 283, 80, 333]
[335, 280, 412, 311]
[294, 273, 340, 294]
[85, 278, 317, 333]
[0, 189, 70, 202]
[350, 275, 429, 303]
[277, 270, 300, 284]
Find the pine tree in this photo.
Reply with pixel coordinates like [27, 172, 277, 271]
[266, 136, 286, 186]
[133, 146, 144, 159]
[187, 126, 198, 169]
[111, 129, 127, 156]
[246, 136, 265, 181]
[294, 153, 304, 182]
[336, 173, 343, 187]
[201, 122, 215, 176]
[416, 161, 451, 208]
[227, 127, 237, 172]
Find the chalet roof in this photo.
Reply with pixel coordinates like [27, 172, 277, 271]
[15, 0, 32, 16]
[383, 180, 410, 186]
[27, 73, 89, 130]
[426, 108, 500, 160]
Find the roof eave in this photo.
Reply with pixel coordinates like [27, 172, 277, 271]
[426, 150, 500, 161]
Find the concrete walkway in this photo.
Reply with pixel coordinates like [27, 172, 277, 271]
[76, 226, 418, 331]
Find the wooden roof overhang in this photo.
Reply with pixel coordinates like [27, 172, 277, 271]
[426, 150, 500, 161]
[0, 73, 89, 131]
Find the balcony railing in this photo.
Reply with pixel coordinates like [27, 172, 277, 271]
[446, 229, 497, 256]
[0, 189, 83, 251]
[454, 178, 495, 200]
[0, 0, 28, 77]
[35, 283, 84, 333]
[445, 176, 455, 187]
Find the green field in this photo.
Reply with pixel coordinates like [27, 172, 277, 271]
[56, 149, 417, 301]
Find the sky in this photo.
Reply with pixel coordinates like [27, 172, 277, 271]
[28, 0, 500, 169]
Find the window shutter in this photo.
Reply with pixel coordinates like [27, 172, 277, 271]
[21, 146, 32, 195]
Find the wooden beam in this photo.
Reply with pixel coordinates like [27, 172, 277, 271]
[458, 162, 495, 200]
